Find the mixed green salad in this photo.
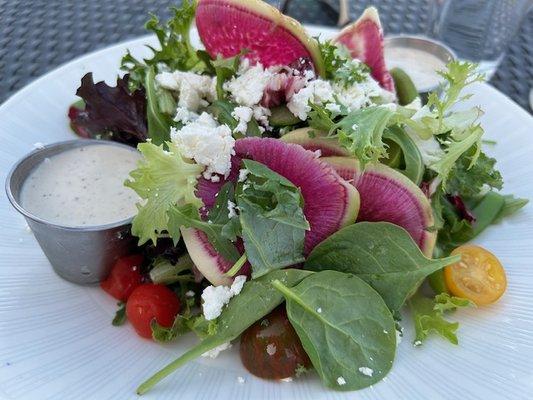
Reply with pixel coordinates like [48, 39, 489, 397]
[68, 0, 528, 394]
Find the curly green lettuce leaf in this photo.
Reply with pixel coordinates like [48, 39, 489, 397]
[318, 40, 370, 88]
[334, 106, 397, 166]
[121, 0, 205, 90]
[125, 141, 204, 245]
[446, 148, 503, 198]
[408, 291, 473, 345]
[401, 61, 486, 184]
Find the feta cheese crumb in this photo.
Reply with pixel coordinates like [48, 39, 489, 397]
[316, 307, 322, 313]
[171, 112, 235, 181]
[231, 106, 253, 134]
[337, 376, 346, 386]
[224, 63, 273, 107]
[201, 275, 247, 320]
[414, 340, 422, 347]
[185, 290, 195, 298]
[230, 275, 246, 296]
[252, 105, 271, 127]
[237, 376, 246, 384]
[202, 342, 232, 358]
[174, 106, 199, 124]
[266, 343, 277, 356]
[358, 367, 374, 377]
[325, 102, 342, 114]
[156, 71, 216, 111]
[227, 200, 238, 219]
[280, 377, 293, 382]
[238, 168, 249, 182]
[288, 79, 335, 120]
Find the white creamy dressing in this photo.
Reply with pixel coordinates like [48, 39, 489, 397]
[385, 46, 447, 90]
[21, 144, 141, 227]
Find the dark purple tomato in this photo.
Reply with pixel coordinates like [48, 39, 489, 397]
[240, 306, 311, 380]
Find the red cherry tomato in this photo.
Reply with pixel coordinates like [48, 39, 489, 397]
[126, 284, 181, 339]
[100, 254, 143, 301]
[240, 306, 311, 380]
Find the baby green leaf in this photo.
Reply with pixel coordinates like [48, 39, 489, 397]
[305, 222, 460, 312]
[408, 291, 473, 345]
[125, 141, 204, 245]
[145, 66, 173, 145]
[237, 160, 309, 278]
[167, 204, 240, 263]
[273, 271, 396, 391]
[137, 269, 313, 395]
[112, 302, 127, 326]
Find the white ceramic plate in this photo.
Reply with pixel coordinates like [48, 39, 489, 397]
[1, 26, 533, 400]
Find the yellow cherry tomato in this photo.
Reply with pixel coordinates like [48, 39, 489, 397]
[444, 245, 507, 305]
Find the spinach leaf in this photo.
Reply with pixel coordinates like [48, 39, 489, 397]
[408, 291, 473, 345]
[137, 269, 313, 395]
[383, 125, 424, 185]
[145, 66, 173, 145]
[273, 271, 396, 391]
[112, 302, 127, 326]
[237, 160, 309, 278]
[493, 194, 528, 224]
[305, 222, 460, 312]
[167, 204, 241, 263]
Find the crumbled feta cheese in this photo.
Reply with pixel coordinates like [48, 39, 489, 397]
[280, 377, 293, 382]
[287, 79, 335, 120]
[252, 105, 271, 127]
[266, 343, 277, 356]
[227, 200, 238, 219]
[316, 307, 322, 313]
[202, 342, 232, 358]
[174, 106, 199, 124]
[224, 63, 273, 107]
[156, 71, 216, 111]
[185, 290, 195, 298]
[358, 367, 374, 377]
[238, 168, 249, 182]
[414, 340, 422, 347]
[337, 376, 346, 386]
[231, 106, 253, 134]
[331, 70, 396, 113]
[201, 275, 247, 320]
[237, 376, 246, 384]
[171, 112, 235, 181]
[230, 275, 246, 296]
[325, 102, 342, 114]
[33, 142, 45, 149]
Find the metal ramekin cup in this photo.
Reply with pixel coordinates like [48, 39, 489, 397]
[6, 139, 139, 285]
[384, 35, 457, 102]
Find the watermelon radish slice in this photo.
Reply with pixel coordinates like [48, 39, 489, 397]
[334, 7, 395, 92]
[182, 138, 360, 285]
[280, 127, 350, 157]
[196, 0, 325, 75]
[323, 157, 436, 257]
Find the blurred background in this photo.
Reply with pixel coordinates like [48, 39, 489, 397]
[0, 0, 532, 111]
